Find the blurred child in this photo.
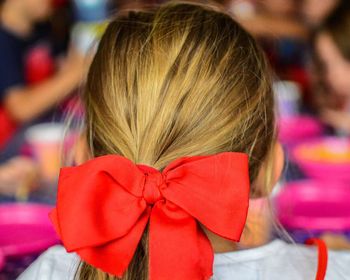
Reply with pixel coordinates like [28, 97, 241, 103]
[19, 2, 350, 280]
[314, 1, 350, 134]
[0, 0, 87, 148]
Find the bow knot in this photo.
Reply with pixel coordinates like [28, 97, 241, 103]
[142, 172, 165, 205]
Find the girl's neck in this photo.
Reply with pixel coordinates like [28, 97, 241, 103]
[202, 228, 240, 253]
[1, 2, 33, 37]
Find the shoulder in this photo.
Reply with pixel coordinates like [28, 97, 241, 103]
[277, 241, 350, 278]
[327, 249, 350, 279]
[17, 246, 80, 280]
[213, 239, 350, 280]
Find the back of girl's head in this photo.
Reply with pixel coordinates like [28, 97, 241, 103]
[80, 1, 274, 279]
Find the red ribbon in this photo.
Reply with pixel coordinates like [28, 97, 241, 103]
[50, 152, 250, 280]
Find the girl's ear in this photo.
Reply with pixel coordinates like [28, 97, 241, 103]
[252, 141, 285, 197]
[74, 132, 91, 165]
[272, 141, 285, 185]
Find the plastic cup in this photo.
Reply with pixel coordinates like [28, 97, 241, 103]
[278, 115, 323, 147]
[0, 203, 59, 278]
[274, 180, 350, 233]
[0, 203, 59, 257]
[274, 80, 302, 118]
[292, 137, 350, 182]
[25, 123, 66, 182]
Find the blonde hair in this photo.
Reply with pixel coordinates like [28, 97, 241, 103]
[78, 1, 275, 279]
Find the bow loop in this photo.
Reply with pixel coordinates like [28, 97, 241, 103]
[162, 152, 250, 241]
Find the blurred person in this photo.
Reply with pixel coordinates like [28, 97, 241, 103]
[0, 0, 88, 149]
[314, 1, 350, 134]
[17, 2, 350, 280]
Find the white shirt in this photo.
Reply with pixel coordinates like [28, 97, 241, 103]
[18, 239, 350, 280]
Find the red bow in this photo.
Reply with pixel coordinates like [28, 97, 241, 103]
[50, 152, 250, 280]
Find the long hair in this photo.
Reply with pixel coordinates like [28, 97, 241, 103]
[78, 1, 275, 279]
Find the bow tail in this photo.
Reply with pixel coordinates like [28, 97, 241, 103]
[149, 201, 213, 280]
[69, 207, 151, 277]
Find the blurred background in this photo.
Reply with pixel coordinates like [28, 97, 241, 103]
[1, 0, 350, 279]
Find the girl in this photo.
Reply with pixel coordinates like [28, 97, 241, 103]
[19, 2, 350, 279]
